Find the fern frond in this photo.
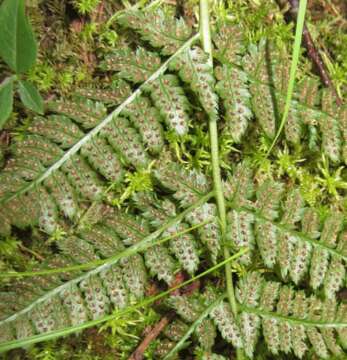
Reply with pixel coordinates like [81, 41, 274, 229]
[226, 167, 346, 296]
[167, 292, 218, 352]
[215, 65, 252, 142]
[212, 272, 347, 359]
[133, 192, 200, 274]
[48, 97, 107, 129]
[144, 245, 177, 285]
[145, 75, 191, 136]
[213, 22, 245, 64]
[102, 46, 161, 83]
[186, 203, 221, 264]
[227, 210, 254, 265]
[62, 155, 105, 200]
[169, 47, 218, 118]
[242, 41, 276, 138]
[309, 212, 344, 291]
[75, 80, 132, 105]
[319, 89, 342, 162]
[118, 9, 192, 56]
[101, 116, 149, 168]
[224, 161, 254, 207]
[122, 96, 164, 154]
[80, 136, 124, 183]
[28, 115, 83, 148]
[155, 160, 211, 208]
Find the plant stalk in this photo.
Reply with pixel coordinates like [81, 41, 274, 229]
[199, 0, 242, 355]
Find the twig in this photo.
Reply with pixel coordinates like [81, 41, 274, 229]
[128, 312, 175, 360]
[18, 244, 45, 262]
[287, 0, 342, 106]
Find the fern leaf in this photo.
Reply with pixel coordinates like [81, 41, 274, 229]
[259, 281, 281, 355]
[255, 179, 284, 220]
[80, 136, 124, 183]
[186, 203, 221, 264]
[213, 23, 245, 64]
[133, 192, 200, 274]
[226, 210, 254, 265]
[145, 75, 190, 136]
[165, 223, 200, 275]
[195, 318, 217, 351]
[77, 224, 125, 258]
[101, 116, 149, 168]
[295, 76, 320, 131]
[122, 96, 164, 154]
[102, 46, 161, 83]
[271, 50, 302, 144]
[254, 180, 283, 268]
[11, 135, 63, 166]
[336, 303, 347, 348]
[169, 47, 218, 119]
[104, 208, 177, 285]
[309, 212, 343, 290]
[118, 9, 192, 56]
[44, 171, 80, 220]
[210, 300, 243, 348]
[28, 115, 83, 148]
[100, 266, 129, 309]
[80, 275, 110, 320]
[75, 80, 131, 105]
[224, 161, 254, 207]
[227, 175, 346, 296]
[154, 339, 177, 359]
[236, 272, 263, 357]
[48, 97, 107, 129]
[104, 209, 150, 246]
[58, 235, 99, 264]
[163, 320, 189, 342]
[220, 272, 347, 359]
[278, 189, 305, 278]
[60, 284, 89, 325]
[319, 89, 342, 162]
[291, 291, 308, 358]
[242, 41, 276, 138]
[155, 160, 211, 208]
[62, 155, 105, 201]
[15, 315, 34, 340]
[168, 294, 205, 323]
[215, 65, 252, 142]
[144, 245, 177, 285]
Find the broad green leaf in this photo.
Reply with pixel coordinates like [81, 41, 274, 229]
[0, 77, 14, 129]
[17, 80, 44, 114]
[0, 0, 37, 73]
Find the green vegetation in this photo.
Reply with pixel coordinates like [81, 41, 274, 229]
[0, 0, 346, 359]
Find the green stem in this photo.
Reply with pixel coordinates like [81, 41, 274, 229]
[266, 0, 307, 156]
[199, 2, 243, 359]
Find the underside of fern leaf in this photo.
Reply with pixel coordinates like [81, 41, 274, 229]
[0, 3, 346, 360]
